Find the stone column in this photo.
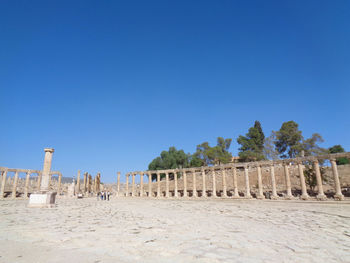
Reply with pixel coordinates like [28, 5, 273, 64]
[76, 170, 81, 194]
[148, 172, 152, 197]
[157, 172, 161, 197]
[83, 172, 87, 193]
[40, 148, 54, 192]
[297, 161, 309, 200]
[140, 172, 144, 197]
[117, 172, 121, 197]
[283, 164, 293, 199]
[37, 173, 42, 190]
[11, 171, 19, 199]
[222, 169, 227, 198]
[183, 170, 187, 197]
[313, 160, 327, 200]
[174, 171, 178, 198]
[165, 172, 170, 198]
[244, 166, 252, 198]
[330, 158, 344, 200]
[125, 173, 129, 197]
[232, 167, 239, 198]
[0, 170, 7, 198]
[131, 173, 135, 197]
[192, 170, 197, 197]
[256, 165, 264, 199]
[201, 168, 206, 198]
[212, 169, 217, 197]
[24, 171, 31, 198]
[57, 173, 62, 196]
[270, 165, 278, 199]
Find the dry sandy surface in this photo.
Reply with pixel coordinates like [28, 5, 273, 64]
[0, 198, 350, 263]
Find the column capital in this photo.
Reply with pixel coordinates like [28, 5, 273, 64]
[44, 148, 54, 153]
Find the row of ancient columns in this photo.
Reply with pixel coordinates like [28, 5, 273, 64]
[0, 169, 63, 199]
[119, 158, 344, 201]
[80, 171, 101, 195]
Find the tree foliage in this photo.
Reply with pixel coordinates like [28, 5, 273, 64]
[148, 147, 190, 180]
[329, 145, 349, 165]
[237, 121, 265, 162]
[274, 121, 327, 159]
[191, 137, 232, 166]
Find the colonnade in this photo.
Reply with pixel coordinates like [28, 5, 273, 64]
[0, 167, 62, 199]
[118, 153, 349, 201]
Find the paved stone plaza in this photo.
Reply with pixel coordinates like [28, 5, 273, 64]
[0, 198, 349, 263]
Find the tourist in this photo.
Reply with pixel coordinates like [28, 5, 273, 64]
[100, 191, 104, 201]
[103, 191, 106, 200]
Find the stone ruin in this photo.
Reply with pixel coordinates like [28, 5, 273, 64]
[0, 149, 102, 201]
[118, 152, 350, 201]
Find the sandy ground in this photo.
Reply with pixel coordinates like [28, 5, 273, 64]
[0, 198, 349, 263]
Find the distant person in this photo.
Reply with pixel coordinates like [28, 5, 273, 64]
[107, 191, 110, 201]
[97, 192, 100, 201]
[103, 191, 106, 200]
[100, 191, 104, 201]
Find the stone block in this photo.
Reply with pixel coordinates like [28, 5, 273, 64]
[28, 192, 57, 208]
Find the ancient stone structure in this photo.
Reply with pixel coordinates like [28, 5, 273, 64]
[28, 148, 57, 208]
[119, 152, 349, 201]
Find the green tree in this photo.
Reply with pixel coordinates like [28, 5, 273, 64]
[237, 121, 265, 162]
[329, 145, 349, 165]
[148, 147, 190, 180]
[274, 121, 327, 159]
[191, 137, 232, 166]
[274, 121, 303, 158]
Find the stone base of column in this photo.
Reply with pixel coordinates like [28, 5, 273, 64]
[316, 194, 327, 201]
[284, 195, 294, 200]
[334, 194, 344, 201]
[245, 194, 252, 199]
[256, 195, 265, 200]
[300, 194, 310, 200]
[28, 192, 57, 208]
[271, 195, 279, 200]
[232, 195, 240, 199]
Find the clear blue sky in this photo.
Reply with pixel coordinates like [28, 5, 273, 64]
[1, 0, 349, 183]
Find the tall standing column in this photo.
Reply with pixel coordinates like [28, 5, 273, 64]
[283, 164, 293, 199]
[244, 166, 252, 198]
[330, 158, 344, 201]
[201, 168, 206, 198]
[83, 172, 87, 193]
[232, 167, 239, 198]
[76, 170, 81, 195]
[117, 172, 121, 197]
[140, 172, 144, 197]
[11, 171, 19, 199]
[192, 170, 197, 197]
[125, 173, 129, 197]
[270, 165, 278, 199]
[298, 161, 309, 200]
[222, 169, 227, 198]
[212, 169, 217, 197]
[313, 160, 327, 200]
[157, 172, 161, 197]
[165, 172, 169, 198]
[257, 165, 265, 199]
[183, 170, 187, 197]
[37, 173, 42, 190]
[174, 171, 178, 198]
[131, 173, 135, 197]
[148, 172, 152, 197]
[40, 148, 54, 192]
[24, 171, 31, 198]
[57, 173, 62, 196]
[0, 170, 7, 198]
